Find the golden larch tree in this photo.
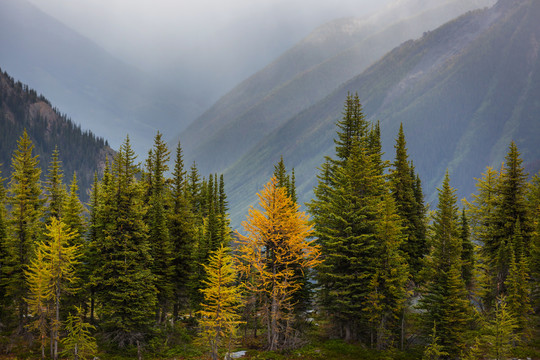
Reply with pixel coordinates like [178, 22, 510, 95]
[197, 244, 243, 360]
[236, 177, 321, 350]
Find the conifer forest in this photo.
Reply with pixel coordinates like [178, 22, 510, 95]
[1, 94, 540, 360]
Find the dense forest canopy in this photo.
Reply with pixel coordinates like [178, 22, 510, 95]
[0, 94, 539, 359]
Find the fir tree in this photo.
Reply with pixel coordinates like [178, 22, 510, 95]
[45, 147, 66, 221]
[367, 191, 409, 349]
[93, 137, 157, 351]
[505, 221, 532, 339]
[490, 142, 532, 297]
[390, 124, 426, 279]
[464, 166, 500, 306]
[420, 172, 471, 358]
[308, 96, 387, 342]
[169, 142, 196, 317]
[460, 209, 474, 292]
[334, 92, 368, 163]
[5, 130, 43, 331]
[146, 132, 173, 323]
[86, 172, 100, 323]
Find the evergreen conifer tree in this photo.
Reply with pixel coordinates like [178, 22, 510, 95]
[489, 142, 532, 297]
[420, 172, 471, 358]
[5, 130, 43, 331]
[146, 132, 174, 323]
[45, 147, 66, 221]
[367, 191, 409, 349]
[460, 210, 475, 292]
[390, 124, 426, 279]
[93, 137, 157, 350]
[505, 221, 532, 339]
[308, 95, 390, 342]
[169, 142, 196, 318]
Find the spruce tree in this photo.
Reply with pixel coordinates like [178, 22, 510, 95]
[367, 191, 409, 349]
[390, 124, 426, 279]
[334, 92, 368, 163]
[169, 142, 196, 318]
[63, 172, 86, 244]
[45, 146, 66, 221]
[489, 142, 532, 297]
[5, 130, 43, 331]
[146, 132, 173, 323]
[505, 221, 532, 339]
[420, 172, 471, 358]
[460, 209, 474, 292]
[93, 137, 157, 350]
[308, 95, 388, 342]
[86, 172, 100, 323]
[464, 166, 500, 306]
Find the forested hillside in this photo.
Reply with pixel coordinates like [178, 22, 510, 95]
[177, 0, 495, 176]
[223, 0, 540, 227]
[0, 0, 201, 155]
[0, 68, 114, 200]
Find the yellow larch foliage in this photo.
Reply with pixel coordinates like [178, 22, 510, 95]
[235, 177, 321, 350]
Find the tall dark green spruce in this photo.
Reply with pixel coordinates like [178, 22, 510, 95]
[93, 137, 157, 350]
[4, 130, 43, 332]
[367, 191, 409, 350]
[389, 124, 426, 280]
[44, 146, 66, 221]
[487, 142, 533, 299]
[168, 142, 196, 317]
[460, 210, 474, 292]
[86, 172, 100, 323]
[146, 132, 174, 323]
[420, 172, 471, 358]
[308, 94, 389, 342]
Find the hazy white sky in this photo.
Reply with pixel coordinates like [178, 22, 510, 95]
[26, 0, 390, 72]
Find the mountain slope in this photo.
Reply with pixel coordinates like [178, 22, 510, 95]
[177, 0, 495, 174]
[0, 0, 201, 155]
[0, 68, 114, 200]
[225, 0, 540, 227]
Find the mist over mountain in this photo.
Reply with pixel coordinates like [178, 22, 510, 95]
[0, 68, 114, 200]
[177, 0, 495, 176]
[0, 0, 202, 155]
[222, 0, 540, 227]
